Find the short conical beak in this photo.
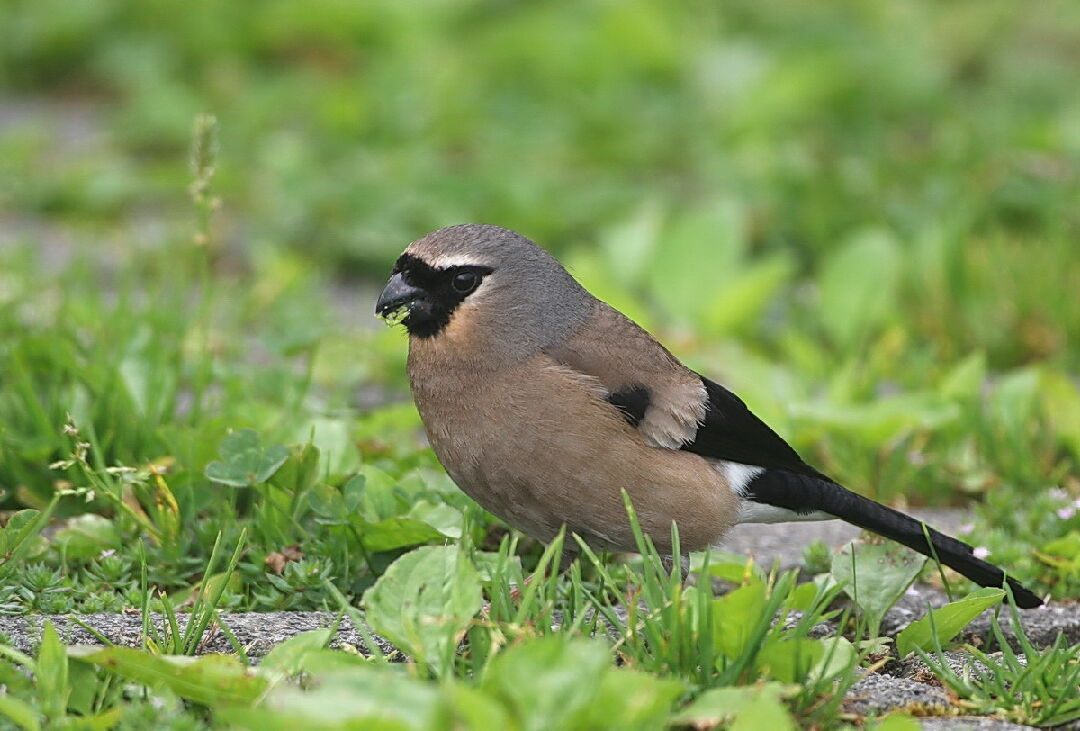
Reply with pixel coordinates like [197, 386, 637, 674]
[375, 272, 425, 317]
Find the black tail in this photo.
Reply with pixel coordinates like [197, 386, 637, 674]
[746, 470, 1043, 609]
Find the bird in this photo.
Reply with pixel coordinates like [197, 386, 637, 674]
[375, 223, 1043, 608]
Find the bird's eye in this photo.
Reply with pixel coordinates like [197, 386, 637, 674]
[451, 270, 479, 294]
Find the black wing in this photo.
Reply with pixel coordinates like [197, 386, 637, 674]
[683, 375, 829, 480]
[684, 375, 1042, 608]
[606, 386, 651, 428]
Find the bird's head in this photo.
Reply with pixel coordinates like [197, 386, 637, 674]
[376, 224, 592, 354]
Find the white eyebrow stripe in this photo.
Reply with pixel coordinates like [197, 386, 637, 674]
[419, 254, 490, 269]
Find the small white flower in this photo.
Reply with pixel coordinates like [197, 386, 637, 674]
[972, 546, 991, 559]
[1056, 506, 1076, 521]
[959, 522, 974, 535]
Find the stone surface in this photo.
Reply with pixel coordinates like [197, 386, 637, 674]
[844, 672, 951, 714]
[0, 612, 397, 660]
[844, 672, 1039, 729]
[918, 719, 1033, 730]
[962, 603, 1080, 650]
[890, 651, 995, 683]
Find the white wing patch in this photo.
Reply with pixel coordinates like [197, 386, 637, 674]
[721, 462, 764, 495]
[639, 380, 708, 449]
[716, 460, 833, 524]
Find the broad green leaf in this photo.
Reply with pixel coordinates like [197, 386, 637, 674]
[565, 250, 655, 330]
[341, 473, 366, 513]
[0, 510, 41, 554]
[1040, 370, 1080, 462]
[808, 636, 858, 682]
[832, 541, 926, 634]
[205, 429, 289, 487]
[70, 708, 123, 730]
[51, 514, 120, 560]
[819, 229, 901, 347]
[290, 418, 361, 476]
[754, 634, 855, 684]
[702, 559, 762, 585]
[359, 517, 446, 553]
[37, 621, 68, 723]
[671, 686, 758, 726]
[672, 682, 796, 726]
[711, 581, 766, 660]
[896, 588, 1005, 656]
[273, 648, 372, 675]
[731, 690, 797, 731]
[646, 200, 747, 322]
[598, 199, 663, 287]
[216, 707, 405, 731]
[784, 580, 821, 611]
[70, 647, 270, 707]
[219, 668, 437, 730]
[1036, 531, 1080, 573]
[66, 660, 101, 717]
[583, 668, 684, 730]
[701, 255, 794, 335]
[1040, 531, 1080, 561]
[363, 546, 481, 676]
[0, 506, 55, 576]
[261, 629, 333, 675]
[119, 343, 176, 420]
[482, 636, 610, 731]
[270, 443, 322, 495]
[791, 393, 959, 446]
[308, 483, 346, 520]
[438, 682, 512, 731]
[870, 716, 922, 731]
[318, 480, 453, 548]
[0, 695, 41, 731]
[358, 465, 406, 521]
[406, 500, 463, 538]
[938, 351, 986, 401]
[989, 368, 1039, 435]
[754, 637, 823, 683]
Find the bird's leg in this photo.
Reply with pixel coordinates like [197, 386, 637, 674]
[508, 543, 580, 602]
[660, 554, 691, 581]
[558, 544, 581, 574]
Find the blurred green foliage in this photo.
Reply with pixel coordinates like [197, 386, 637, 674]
[3, 0, 1077, 285]
[0, 0, 1078, 601]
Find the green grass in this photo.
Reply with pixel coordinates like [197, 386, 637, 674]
[920, 601, 1080, 726]
[0, 0, 1078, 727]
